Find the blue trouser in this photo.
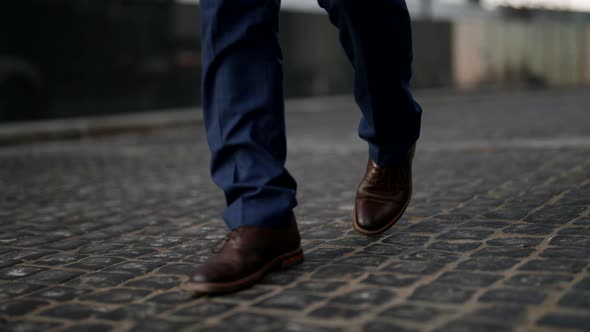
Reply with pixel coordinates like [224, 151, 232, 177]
[200, 0, 422, 230]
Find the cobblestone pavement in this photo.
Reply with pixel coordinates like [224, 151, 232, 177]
[1, 89, 589, 332]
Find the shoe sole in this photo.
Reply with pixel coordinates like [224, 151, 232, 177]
[352, 189, 412, 236]
[182, 248, 304, 295]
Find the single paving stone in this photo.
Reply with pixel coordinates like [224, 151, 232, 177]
[526, 206, 585, 225]
[574, 276, 590, 290]
[3, 250, 58, 261]
[10, 235, 64, 247]
[156, 263, 196, 276]
[478, 288, 547, 305]
[78, 232, 113, 241]
[0, 266, 45, 280]
[34, 253, 88, 266]
[108, 248, 158, 258]
[221, 312, 282, 328]
[361, 273, 419, 287]
[259, 271, 301, 285]
[434, 271, 501, 287]
[124, 275, 181, 290]
[329, 236, 382, 247]
[290, 280, 347, 293]
[139, 252, 186, 264]
[80, 288, 151, 303]
[309, 304, 362, 319]
[306, 247, 355, 261]
[331, 288, 395, 306]
[102, 261, 163, 275]
[409, 285, 475, 304]
[43, 239, 88, 251]
[98, 303, 166, 321]
[428, 241, 481, 252]
[363, 321, 418, 332]
[504, 274, 572, 289]
[379, 304, 450, 322]
[0, 299, 50, 315]
[22, 269, 83, 284]
[503, 224, 555, 236]
[537, 313, 590, 330]
[256, 291, 323, 310]
[550, 235, 590, 247]
[0, 282, 44, 300]
[458, 257, 519, 272]
[360, 244, 406, 256]
[171, 301, 236, 318]
[130, 319, 192, 332]
[519, 259, 587, 273]
[558, 227, 590, 236]
[486, 237, 544, 248]
[472, 247, 535, 258]
[462, 220, 510, 229]
[400, 250, 460, 264]
[0, 320, 61, 332]
[383, 260, 445, 275]
[437, 229, 494, 241]
[540, 247, 590, 259]
[65, 257, 124, 270]
[224, 286, 275, 301]
[184, 253, 213, 265]
[77, 243, 126, 254]
[312, 264, 366, 280]
[336, 255, 389, 267]
[65, 272, 135, 288]
[434, 214, 473, 224]
[382, 233, 431, 247]
[407, 220, 447, 233]
[40, 303, 108, 319]
[482, 207, 529, 221]
[29, 286, 90, 301]
[302, 229, 344, 240]
[0, 258, 21, 269]
[464, 304, 527, 324]
[59, 323, 114, 332]
[435, 320, 513, 332]
[269, 321, 341, 332]
[145, 291, 193, 305]
[558, 290, 590, 309]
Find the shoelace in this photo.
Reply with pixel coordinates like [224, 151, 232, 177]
[211, 230, 239, 253]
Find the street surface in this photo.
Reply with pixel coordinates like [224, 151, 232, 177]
[1, 88, 590, 331]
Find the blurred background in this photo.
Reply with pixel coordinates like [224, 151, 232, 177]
[0, 0, 588, 122]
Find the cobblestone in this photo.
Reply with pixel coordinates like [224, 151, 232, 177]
[1, 90, 590, 331]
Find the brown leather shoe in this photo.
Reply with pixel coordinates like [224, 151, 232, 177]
[353, 145, 415, 235]
[184, 219, 303, 294]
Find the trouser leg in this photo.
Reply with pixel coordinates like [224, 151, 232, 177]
[200, 0, 297, 229]
[318, 0, 422, 167]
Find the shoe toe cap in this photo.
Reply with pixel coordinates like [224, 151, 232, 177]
[355, 198, 405, 231]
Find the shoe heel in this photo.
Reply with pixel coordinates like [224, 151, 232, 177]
[280, 249, 304, 269]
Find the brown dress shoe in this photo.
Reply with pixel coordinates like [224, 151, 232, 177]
[184, 219, 303, 294]
[353, 145, 415, 235]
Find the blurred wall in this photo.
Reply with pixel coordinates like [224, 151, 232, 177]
[280, 15, 590, 94]
[585, 26, 590, 84]
[452, 19, 589, 89]
[2, 3, 589, 121]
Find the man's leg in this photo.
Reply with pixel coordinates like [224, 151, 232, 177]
[186, 0, 302, 294]
[318, 0, 422, 234]
[201, 0, 297, 230]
